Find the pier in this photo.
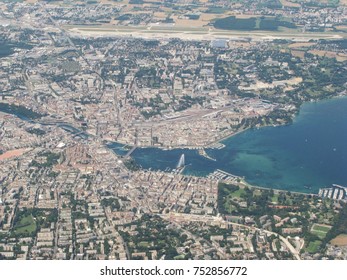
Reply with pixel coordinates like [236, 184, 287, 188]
[319, 184, 347, 201]
[198, 149, 216, 161]
[207, 142, 226, 149]
[208, 169, 240, 183]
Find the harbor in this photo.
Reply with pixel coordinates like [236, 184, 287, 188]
[110, 96, 347, 194]
[207, 169, 241, 183]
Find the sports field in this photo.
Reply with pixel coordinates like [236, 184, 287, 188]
[311, 224, 332, 239]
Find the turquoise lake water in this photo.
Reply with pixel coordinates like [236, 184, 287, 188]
[110, 97, 347, 193]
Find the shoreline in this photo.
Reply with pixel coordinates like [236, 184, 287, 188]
[108, 95, 347, 195]
[110, 92, 347, 151]
[238, 179, 316, 197]
[2, 93, 346, 196]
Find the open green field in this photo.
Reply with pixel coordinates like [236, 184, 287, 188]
[312, 231, 327, 239]
[205, 7, 227, 14]
[138, 241, 150, 248]
[230, 188, 246, 198]
[271, 194, 279, 203]
[174, 254, 185, 260]
[306, 240, 322, 253]
[312, 224, 331, 232]
[311, 224, 331, 239]
[13, 214, 37, 236]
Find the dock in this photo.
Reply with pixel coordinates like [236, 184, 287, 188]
[198, 149, 216, 161]
[319, 184, 347, 201]
[208, 169, 241, 183]
[207, 142, 226, 149]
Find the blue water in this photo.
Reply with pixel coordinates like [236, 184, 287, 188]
[109, 97, 347, 193]
[0, 42, 33, 58]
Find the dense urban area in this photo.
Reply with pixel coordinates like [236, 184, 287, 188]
[0, 0, 347, 260]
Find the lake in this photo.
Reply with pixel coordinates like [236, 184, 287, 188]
[109, 96, 347, 193]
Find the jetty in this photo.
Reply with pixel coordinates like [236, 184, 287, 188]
[198, 149, 216, 161]
[208, 169, 240, 183]
[319, 184, 347, 201]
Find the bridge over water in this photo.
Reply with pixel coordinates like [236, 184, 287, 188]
[124, 146, 137, 159]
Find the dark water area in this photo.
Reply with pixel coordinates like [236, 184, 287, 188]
[0, 41, 33, 58]
[0, 104, 89, 139]
[110, 96, 347, 193]
[0, 103, 42, 120]
[107, 142, 131, 157]
[0, 43, 14, 57]
[2, 93, 345, 194]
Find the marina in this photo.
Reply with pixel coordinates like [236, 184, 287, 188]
[207, 169, 241, 183]
[319, 184, 347, 201]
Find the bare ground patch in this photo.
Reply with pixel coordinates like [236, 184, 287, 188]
[0, 148, 31, 161]
[335, 25, 347, 31]
[331, 234, 347, 246]
[199, 13, 224, 21]
[291, 50, 306, 58]
[288, 42, 315, 48]
[173, 16, 207, 28]
[280, 0, 301, 7]
[309, 50, 347, 62]
[153, 12, 168, 19]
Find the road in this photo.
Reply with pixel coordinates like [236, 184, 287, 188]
[160, 214, 228, 259]
[38, 2, 301, 261]
[160, 213, 301, 260]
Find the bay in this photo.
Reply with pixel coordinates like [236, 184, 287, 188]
[110, 96, 347, 193]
